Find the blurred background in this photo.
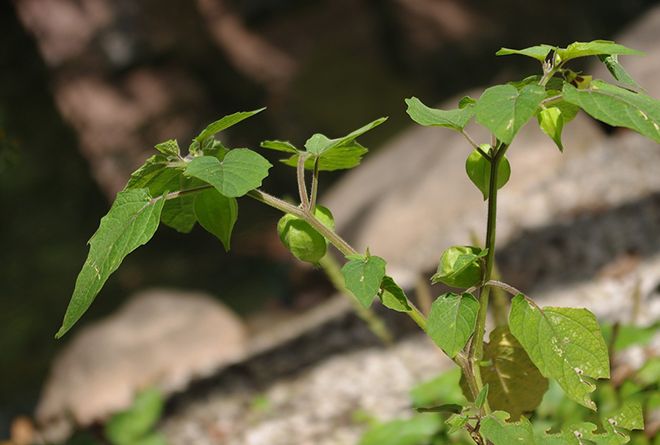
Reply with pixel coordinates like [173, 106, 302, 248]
[1, 0, 659, 444]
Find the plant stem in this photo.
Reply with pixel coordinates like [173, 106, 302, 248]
[309, 158, 320, 210]
[469, 143, 508, 414]
[297, 154, 310, 208]
[319, 254, 393, 344]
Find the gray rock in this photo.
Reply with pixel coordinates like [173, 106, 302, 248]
[36, 289, 247, 441]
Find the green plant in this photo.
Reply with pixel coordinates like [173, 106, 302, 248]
[57, 40, 659, 444]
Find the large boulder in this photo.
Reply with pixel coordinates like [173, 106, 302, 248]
[36, 289, 247, 441]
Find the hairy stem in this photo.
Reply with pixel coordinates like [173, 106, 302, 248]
[297, 154, 310, 208]
[309, 157, 320, 210]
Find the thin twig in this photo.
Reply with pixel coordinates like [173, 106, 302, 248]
[297, 154, 310, 208]
[461, 130, 491, 161]
[309, 157, 320, 210]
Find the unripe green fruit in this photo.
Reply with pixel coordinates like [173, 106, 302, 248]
[277, 206, 335, 263]
[431, 246, 484, 288]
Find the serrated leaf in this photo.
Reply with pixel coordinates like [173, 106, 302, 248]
[496, 40, 642, 64]
[475, 84, 546, 144]
[194, 189, 238, 251]
[341, 255, 387, 308]
[562, 80, 660, 143]
[538, 107, 565, 151]
[598, 54, 641, 90]
[154, 139, 180, 157]
[379, 275, 412, 312]
[260, 140, 299, 153]
[105, 388, 164, 445]
[304, 117, 387, 155]
[57, 189, 165, 337]
[479, 326, 548, 419]
[193, 108, 265, 145]
[509, 295, 610, 409]
[185, 149, 272, 198]
[280, 142, 369, 171]
[405, 96, 475, 131]
[358, 413, 443, 445]
[427, 292, 479, 358]
[431, 246, 486, 288]
[465, 148, 511, 200]
[481, 411, 564, 445]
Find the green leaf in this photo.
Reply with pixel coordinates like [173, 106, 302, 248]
[405, 96, 475, 131]
[154, 139, 180, 157]
[56, 189, 165, 338]
[509, 295, 610, 409]
[184, 149, 272, 198]
[427, 292, 479, 358]
[465, 148, 511, 200]
[341, 255, 387, 308]
[194, 189, 238, 251]
[538, 107, 565, 151]
[160, 193, 197, 233]
[475, 384, 489, 409]
[496, 40, 642, 63]
[445, 413, 469, 435]
[496, 44, 556, 62]
[481, 411, 564, 445]
[105, 388, 164, 445]
[431, 246, 486, 288]
[598, 54, 641, 90]
[193, 108, 265, 146]
[358, 413, 443, 445]
[415, 404, 462, 414]
[260, 140, 299, 153]
[125, 154, 180, 192]
[280, 142, 369, 171]
[559, 40, 643, 63]
[278, 118, 386, 171]
[562, 80, 660, 143]
[304, 117, 387, 155]
[410, 368, 467, 409]
[479, 326, 548, 419]
[475, 84, 546, 144]
[379, 275, 412, 312]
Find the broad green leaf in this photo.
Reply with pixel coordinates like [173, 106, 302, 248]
[475, 384, 489, 409]
[427, 292, 479, 358]
[56, 189, 165, 338]
[405, 96, 475, 131]
[410, 368, 467, 409]
[431, 246, 486, 288]
[154, 139, 180, 157]
[125, 154, 181, 192]
[280, 142, 369, 171]
[559, 40, 643, 63]
[341, 255, 387, 308]
[278, 118, 386, 171]
[160, 193, 197, 233]
[496, 44, 556, 62]
[358, 413, 442, 445]
[194, 189, 238, 251]
[538, 107, 565, 151]
[562, 80, 660, 143]
[598, 54, 641, 90]
[260, 140, 299, 153]
[479, 326, 548, 419]
[304, 117, 387, 155]
[185, 149, 272, 197]
[509, 295, 610, 409]
[379, 275, 412, 312]
[193, 108, 265, 145]
[105, 388, 164, 445]
[497, 40, 642, 64]
[475, 84, 546, 144]
[465, 148, 511, 200]
[608, 400, 644, 431]
[481, 411, 564, 445]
